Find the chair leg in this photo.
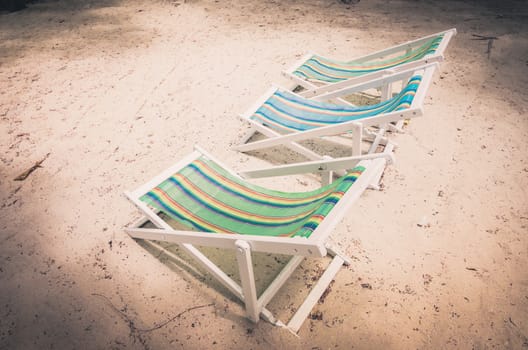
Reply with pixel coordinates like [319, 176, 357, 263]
[351, 123, 363, 156]
[239, 127, 257, 145]
[235, 240, 260, 323]
[381, 82, 392, 101]
[367, 127, 386, 155]
[325, 243, 351, 266]
[388, 120, 405, 133]
[287, 255, 346, 333]
[320, 155, 334, 186]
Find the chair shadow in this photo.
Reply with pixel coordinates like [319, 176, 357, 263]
[134, 215, 331, 324]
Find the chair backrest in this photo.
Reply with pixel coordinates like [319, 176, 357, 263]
[139, 155, 366, 238]
[249, 74, 423, 133]
[293, 29, 455, 83]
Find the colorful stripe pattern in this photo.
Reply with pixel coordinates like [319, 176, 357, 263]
[140, 156, 365, 238]
[293, 35, 443, 83]
[251, 75, 422, 133]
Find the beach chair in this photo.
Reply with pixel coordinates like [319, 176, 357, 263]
[283, 28, 456, 99]
[235, 63, 438, 161]
[125, 146, 392, 333]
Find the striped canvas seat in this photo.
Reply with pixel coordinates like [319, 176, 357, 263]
[251, 74, 422, 133]
[293, 35, 442, 83]
[140, 156, 365, 238]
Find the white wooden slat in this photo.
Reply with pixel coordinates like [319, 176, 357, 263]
[311, 62, 438, 101]
[235, 240, 260, 322]
[287, 255, 345, 333]
[234, 120, 362, 153]
[239, 152, 392, 179]
[238, 118, 327, 162]
[257, 256, 305, 311]
[239, 86, 280, 119]
[126, 227, 326, 257]
[282, 52, 316, 75]
[127, 150, 202, 198]
[341, 28, 456, 63]
[310, 158, 386, 245]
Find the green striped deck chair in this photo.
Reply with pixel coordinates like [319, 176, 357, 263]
[236, 63, 438, 162]
[125, 146, 391, 333]
[283, 29, 456, 99]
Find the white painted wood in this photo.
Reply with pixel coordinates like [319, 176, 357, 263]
[235, 240, 260, 323]
[192, 145, 245, 180]
[388, 121, 405, 133]
[257, 255, 305, 311]
[184, 243, 246, 299]
[249, 120, 324, 160]
[367, 127, 386, 155]
[383, 142, 396, 158]
[238, 127, 257, 145]
[235, 65, 436, 161]
[409, 64, 437, 109]
[320, 170, 332, 186]
[126, 208, 248, 301]
[126, 227, 326, 257]
[321, 154, 341, 181]
[286, 73, 319, 91]
[288, 28, 456, 97]
[125, 197, 177, 231]
[239, 86, 279, 119]
[350, 28, 455, 63]
[239, 152, 393, 179]
[434, 29, 457, 58]
[238, 117, 325, 162]
[351, 122, 363, 156]
[235, 121, 357, 153]
[363, 128, 389, 146]
[142, 240, 205, 278]
[124, 148, 392, 328]
[127, 216, 286, 327]
[334, 97, 356, 107]
[259, 309, 282, 326]
[287, 255, 345, 333]
[282, 52, 316, 75]
[312, 63, 438, 101]
[234, 107, 416, 154]
[298, 67, 398, 98]
[325, 243, 351, 265]
[310, 158, 386, 245]
[127, 150, 202, 198]
[381, 82, 392, 101]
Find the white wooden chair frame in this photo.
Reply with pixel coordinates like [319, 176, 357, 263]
[124, 145, 391, 333]
[235, 63, 438, 162]
[282, 28, 456, 99]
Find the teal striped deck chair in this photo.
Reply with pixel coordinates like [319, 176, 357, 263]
[125, 146, 391, 333]
[283, 29, 456, 99]
[236, 63, 438, 162]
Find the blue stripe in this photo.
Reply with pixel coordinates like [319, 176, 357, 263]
[252, 76, 422, 132]
[187, 163, 334, 208]
[293, 36, 442, 82]
[165, 176, 317, 227]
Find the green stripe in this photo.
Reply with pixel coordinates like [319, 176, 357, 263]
[294, 36, 442, 83]
[140, 157, 365, 237]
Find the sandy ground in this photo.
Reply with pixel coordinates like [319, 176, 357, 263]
[1, 0, 527, 348]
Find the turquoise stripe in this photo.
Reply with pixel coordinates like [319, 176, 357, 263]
[251, 75, 422, 132]
[293, 36, 442, 83]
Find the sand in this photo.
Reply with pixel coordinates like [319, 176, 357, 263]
[1, 0, 527, 348]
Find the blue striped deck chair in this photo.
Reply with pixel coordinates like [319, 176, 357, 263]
[283, 29, 456, 99]
[235, 63, 438, 162]
[125, 145, 392, 333]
